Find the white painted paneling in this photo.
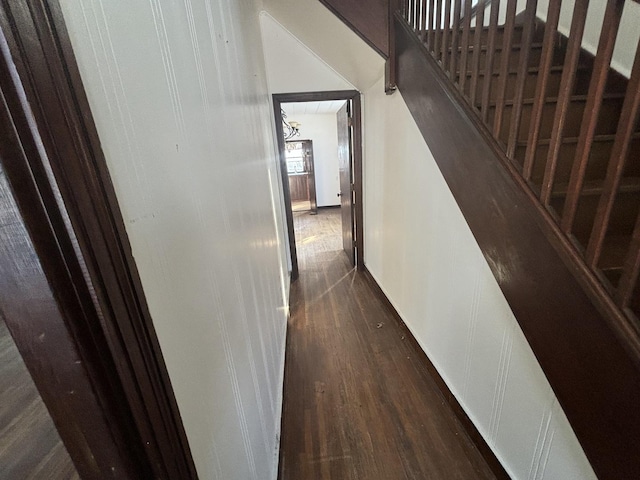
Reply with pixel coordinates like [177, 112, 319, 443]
[259, 12, 354, 93]
[59, 1, 288, 479]
[281, 110, 342, 207]
[261, 1, 385, 91]
[536, 0, 640, 78]
[363, 75, 597, 480]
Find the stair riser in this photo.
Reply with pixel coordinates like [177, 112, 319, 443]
[449, 44, 566, 73]
[515, 139, 640, 187]
[550, 192, 640, 243]
[450, 24, 545, 46]
[487, 98, 626, 143]
[464, 69, 593, 104]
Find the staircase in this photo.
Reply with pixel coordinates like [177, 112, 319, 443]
[394, 0, 640, 478]
[417, 1, 640, 318]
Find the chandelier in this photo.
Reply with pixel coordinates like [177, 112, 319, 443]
[281, 109, 301, 140]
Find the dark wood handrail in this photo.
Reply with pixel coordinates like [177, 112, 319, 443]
[401, 0, 640, 333]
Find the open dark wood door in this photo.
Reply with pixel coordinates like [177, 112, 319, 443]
[303, 141, 317, 215]
[337, 101, 355, 266]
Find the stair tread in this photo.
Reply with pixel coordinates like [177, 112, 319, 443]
[462, 63, 591, 77]
[552, 177, 640, 198]
[517, 132, 640, 147]
[448, 42, 545, 53]
[487, 92, 626, 108]
[599, 234, 632, 272]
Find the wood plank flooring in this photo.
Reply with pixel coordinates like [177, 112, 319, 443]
[0, 317, 78, 479]
[279, 208, 498, 479]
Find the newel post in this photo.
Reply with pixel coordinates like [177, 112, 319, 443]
[386, 0, 399, 93]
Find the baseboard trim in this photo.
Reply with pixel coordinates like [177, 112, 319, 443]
[360, 264, 510, 480]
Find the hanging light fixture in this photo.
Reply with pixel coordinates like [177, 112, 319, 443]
[281, 109, 301, 140]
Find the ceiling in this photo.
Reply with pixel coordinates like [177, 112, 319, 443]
[281, 100, 347, 116]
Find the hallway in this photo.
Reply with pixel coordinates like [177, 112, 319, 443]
[278, 208, 498, 479]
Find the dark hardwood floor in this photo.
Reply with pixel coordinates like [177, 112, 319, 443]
[0, 317, 78, 479]
[279, 208, 498, 479]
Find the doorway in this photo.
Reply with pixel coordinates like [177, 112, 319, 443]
[286, 140, 317, 214]
[273, 91, 363, 280]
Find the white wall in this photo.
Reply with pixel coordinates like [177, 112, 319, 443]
[285, 113, 341, 207]
[262, 0, 384, 91]
[59, 1, 288, 479]
[363, 75, 597, 480]
[260, 12, 354, 93]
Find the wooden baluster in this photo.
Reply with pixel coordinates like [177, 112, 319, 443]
[412, 0, 418, 30]
[562, 0, 626, 233]
[434, 0, 443, 60]
[539, 0, 589, 205]
[469, 2, 486, 107]
[458, 0, 473, 92]
[480, 0, 500, 123]
[492, 0, 517, 137]
[506, 0, 538, 159]
[619, 189, 640, 308]
[449, 0, 463, 82]
[617, 200, 640, 307]
[442, 0, 453, 71]
[586, 38, 640, 267]
[428, 0, 436, 52]
[522, 0, 562, 180]
[421, 0, 429, 42]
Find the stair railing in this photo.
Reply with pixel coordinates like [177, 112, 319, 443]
[401, 0, 640, 329]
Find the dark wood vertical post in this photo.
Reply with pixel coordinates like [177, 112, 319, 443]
[428, 0, 436, 51]
[449, 0, 463, 80]
[506, 0, 538, 159]
[441, 0, 453, 71]
[480, 0, 500, 122]
[540, 0, 589, 204]
[522, 0, 562, 180]
[421, 0, 429, 42]
[434, 0, 443, 58]
[458, 0, 473, 92]
[561, 0, 626, 232]
[586, 38, 640, 267]
[386, 0, 399, 93]
[492, 0, 517, 137]
[469, 1, 486, 105]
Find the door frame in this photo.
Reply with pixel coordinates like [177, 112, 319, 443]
[273, 91, 363, 280]
[0, 2, 197, 478]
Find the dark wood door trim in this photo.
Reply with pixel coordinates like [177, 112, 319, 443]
[273, 91, 364, 280]
[337, 100, 355, 265]
[0, 1, 197, 478]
